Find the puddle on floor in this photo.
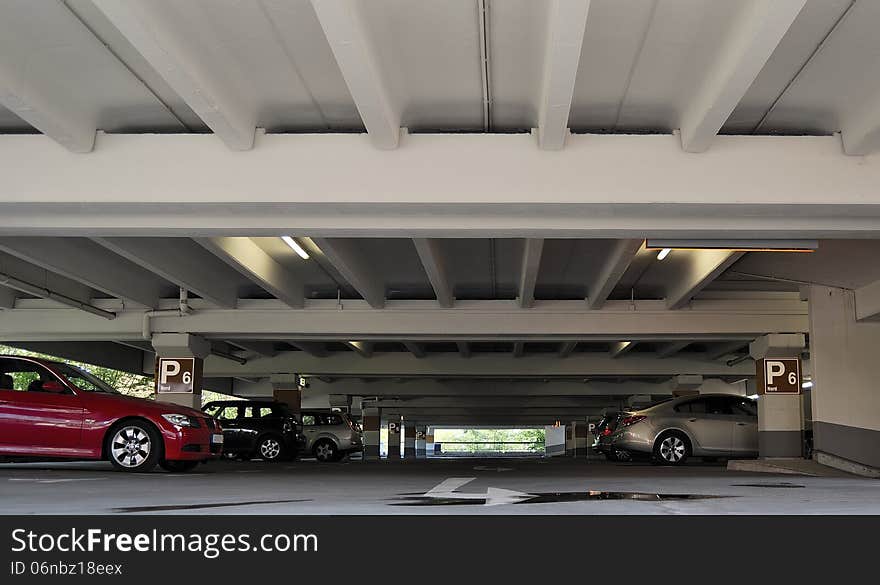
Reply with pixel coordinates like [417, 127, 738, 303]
[113, 499, 311, 513]
[390, 490, 732, 507]
[731, 483, 806, 488]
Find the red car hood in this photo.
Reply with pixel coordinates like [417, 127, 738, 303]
[83, 392, 205, 417]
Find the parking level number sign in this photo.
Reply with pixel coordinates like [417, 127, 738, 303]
[757, 358, 801, 395]
[156, 357, 200, 394]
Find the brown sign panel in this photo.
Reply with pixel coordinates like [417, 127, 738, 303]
[155, 357, 202, 394]
[756, 358, 801, 395]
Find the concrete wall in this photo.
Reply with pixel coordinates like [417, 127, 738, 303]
[809, 286, 880, 469]
[544, 425, 566, 457]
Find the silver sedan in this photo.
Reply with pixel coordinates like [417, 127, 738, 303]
[602, 394, 758, 465]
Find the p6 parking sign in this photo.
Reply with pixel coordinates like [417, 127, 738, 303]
[155, 357, 201, 394]
[756, 358, 801, 395]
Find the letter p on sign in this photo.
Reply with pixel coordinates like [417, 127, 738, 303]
[160, 360, 181, 384]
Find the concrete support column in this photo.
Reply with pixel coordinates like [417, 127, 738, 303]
[415, 425, 427, 458]
[573, 420, 588, 458]
[585, 417, 602, 460]
[349, 397, 363, 424]
[426, 426, 435, 456]
[386, 415, 401, 460]
[404, 423, 416, 459]
[271, 374, 300, 415]
[565, 423, 576, 457]
[750, 333, 806, 458]
[809, 286, 880, 476]
[544, 425, 566, 457]
[362, 407, 380, 461]
[151, 333, 210, 409]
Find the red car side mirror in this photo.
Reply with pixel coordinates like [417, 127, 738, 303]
[42, 380, 67, 394]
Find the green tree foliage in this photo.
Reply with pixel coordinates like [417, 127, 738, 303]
[433, 427, 545, 453]
[0, 345, 235, 405]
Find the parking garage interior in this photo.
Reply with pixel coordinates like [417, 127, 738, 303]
[1, 0, 880, 518]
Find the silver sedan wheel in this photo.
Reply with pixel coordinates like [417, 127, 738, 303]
[315, 442, 336, 462]
[659, 436, 686, 463]
[111, 426, 152, 468]
[259, 438, 282, 460]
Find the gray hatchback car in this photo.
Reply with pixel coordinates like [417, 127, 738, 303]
[301, 410, 363, 462]
[599, 394, 758, 465]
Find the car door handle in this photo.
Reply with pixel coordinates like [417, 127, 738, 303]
[688, 418, 697, 422]
[736, 422, 748, 426]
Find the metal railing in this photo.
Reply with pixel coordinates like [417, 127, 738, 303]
[435, 441, 544, 456]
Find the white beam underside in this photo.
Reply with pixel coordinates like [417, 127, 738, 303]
[664, 250, 745, 310]
[587, 239, 643, 309]
[0, 299, 807, 342]
[537, 0, 590, 150]
[679, 0, 806, 153]
[0, 237, 161, 308]
[0, 69, 95, 153]
[196, 237, 304, 309]
[93, 237, 239, 309]
[302, 378, 676, 398]
[309, 0, 399, 149]
[854, 280, 880, 321]
[0, 134, 878, 236]
[90, 0, 255, 150]
[517, 239, 544, 308]
[210, 352, 756, 379]
[0, 285, 16, 310]
[412, 238, 454, 308]
[311, 238, 385, 308]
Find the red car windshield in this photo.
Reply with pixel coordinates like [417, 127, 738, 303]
[53, 363, 118, 394]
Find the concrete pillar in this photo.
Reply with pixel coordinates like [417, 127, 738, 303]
[271, 374, 300, 415]
[808, 286, 880, 476]
[585, 417, 602, 460]
[544, 425, 566, 456]
[349, 396, 363, 424]
[362, 407, 380, 461]
[573, 420, 588, 458]
[151, 333, 210, 409]
[565, 423, 576, 457]
[425, 426, 435, 456]
[750, 333, 806, 458]
[415, 425, 427, 458]
[386, 415, 401, 460]
[404, 423, 416, 459]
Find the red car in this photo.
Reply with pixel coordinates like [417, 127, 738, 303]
[0, 355, 222, 472]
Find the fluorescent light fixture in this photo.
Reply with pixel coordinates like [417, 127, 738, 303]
[646, 239, 817, 252]
[281, 236, 310, 259]
[801, 380, 813, 389]
[656, 248, 671, 260]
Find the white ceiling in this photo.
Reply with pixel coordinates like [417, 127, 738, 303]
[0, 0, 875, 138]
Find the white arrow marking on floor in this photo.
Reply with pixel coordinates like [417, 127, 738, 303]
[423, 477, 534, 506]
[8, 478, 105, 484]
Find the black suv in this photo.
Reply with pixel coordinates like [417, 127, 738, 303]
[203, 400, 305, 462]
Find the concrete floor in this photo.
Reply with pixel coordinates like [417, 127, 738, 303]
[0, 457, 877, 515]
